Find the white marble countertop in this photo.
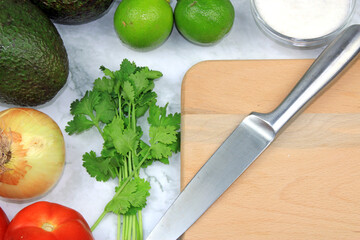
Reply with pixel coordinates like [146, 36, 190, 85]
[1, 0, 360, 239]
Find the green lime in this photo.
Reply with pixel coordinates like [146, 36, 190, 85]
[114, 0, 174, 50]
[174, 0, 235, 45]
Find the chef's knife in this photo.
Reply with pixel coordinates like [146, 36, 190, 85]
[147, 25, 360, 240]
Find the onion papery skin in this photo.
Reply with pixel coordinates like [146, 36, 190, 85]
[0, 108, 65, 200]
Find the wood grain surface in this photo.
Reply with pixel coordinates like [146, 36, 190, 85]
[180, 59, 360, 240]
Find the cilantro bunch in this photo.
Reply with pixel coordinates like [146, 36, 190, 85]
[65, 59, 180, 240]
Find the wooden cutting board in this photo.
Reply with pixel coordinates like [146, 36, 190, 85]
[180, 59, 360, 240]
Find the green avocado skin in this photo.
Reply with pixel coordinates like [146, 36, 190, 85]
[0, 0, 68, 106]
[31, 0, 114, 24]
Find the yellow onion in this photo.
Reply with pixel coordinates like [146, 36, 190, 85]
[0, 108, 65, 200]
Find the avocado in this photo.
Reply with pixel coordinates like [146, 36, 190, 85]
[0, 0, 68, 106]
[31, 0, 115, 24]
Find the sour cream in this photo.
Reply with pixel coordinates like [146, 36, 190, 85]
[253, 0, 352, 39]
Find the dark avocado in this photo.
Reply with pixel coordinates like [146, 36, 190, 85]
[31, 0, 115, 24]
[0, 0, 68, 106]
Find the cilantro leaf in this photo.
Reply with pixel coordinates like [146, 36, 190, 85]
[135, 105, 150, 118]
[105, 177, 150, 215]
[127, 178, 151, 207]
[105, 179, 137, 215]
[129, 70, 150, 97]
[138, 91, 157, 104]
[94, 92, 117, 124]
[125, 178, 151, 215]
[142, 80, 155, 94]
[70, 91, 100, 117]
[147, 103, 163, 126]
[120, 59, 137, 76]
[94, 76, 114, 94]
[65, 59, 181, 239]
[149, 126, 177, 145]
[169, 132, 181, 153]
[138, 140, 154, 168]
[147, 103, 181, 162]
[135, 92, 157, 118]
[122, 81, 135, 103]
[103, 115, 125, 142]
[65, 115, 94, 135]
[151, 142, 173, 159]
[82, 151, 118, 182]
[158, 158, 170, 164]
[112, 128, 139, 155]
[144, 69, 163, 80]
[162, 112, 181, 129]
[147, 103, 180, 130]
[100, 65, 115, 78]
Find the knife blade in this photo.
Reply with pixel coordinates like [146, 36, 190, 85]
[146, 25, 360, 240]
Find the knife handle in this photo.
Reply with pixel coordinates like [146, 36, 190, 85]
[256, 24, 360, 134]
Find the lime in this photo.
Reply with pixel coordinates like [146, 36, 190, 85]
[174, 0, 235, 45]
[114, 0, 174, 50]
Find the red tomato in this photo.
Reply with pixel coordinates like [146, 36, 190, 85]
[4, 201, 94, 240]
[0, 207, 9, 240]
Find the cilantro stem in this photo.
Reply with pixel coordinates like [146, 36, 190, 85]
[112, 148, 151, 200]
[139, 211, 143, 239]
[132, 103, 136, 132]
[123, 101, 139, 240]
[132, 215, 136, 239]
[121, 215, 125, 240]
[128, 103, 131, 128]
[87, 111, 103, 137]
[124, 156, 129, 178]
[118, 93, 122, 118]
[123, 215, 127, 239]
[91, 211, 107, 231]
[118, 170, 122, 240]
[122, 163, 126, 179]
[117, 214, 121, 240]
[94, 123, 103, 137]
[119, 167, 122, 185]
[128, 152, 132, 176]
[126, 215, 131, 238]
[127, 215, 131, 239]
[66, 60, 181, 240]
[135, 213, 141, 239]
[91, 147, 151, 232]
[132, 152, 137, 176]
